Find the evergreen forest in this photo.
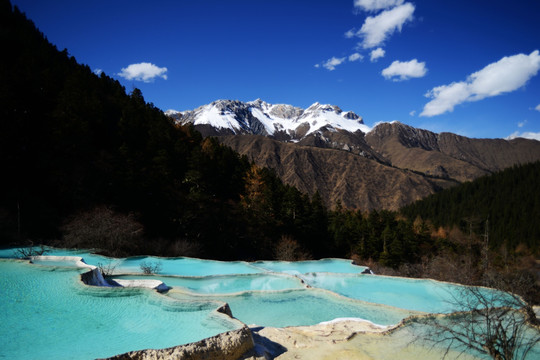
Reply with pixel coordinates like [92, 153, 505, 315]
[401, 161, 540, 254]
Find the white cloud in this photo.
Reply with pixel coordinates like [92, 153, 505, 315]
[370, 47, 385, 62]
[349, 53, 363, 62]
[421, 51, 540, 117]
[518, 120, 527, 128]
[344, 28, 356, 38]
[354, 0, 404, 11]
[117, 62, 168, 82]
[421, 81, 470, 117]
[317, 53, 362, 71]
[322, 56, 346, 71]
[506, 131, 540, 141]
[535, 104, 540, 112]
[382, 59, 427, 81]
[467, 51, 540, 100]
[93, 68, 103, 76]
[409, 110, 416, 116]
[357, 3, 415, 48]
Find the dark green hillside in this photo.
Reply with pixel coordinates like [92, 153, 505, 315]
[401, 161, 540, 253]
[1, 2, 193, 237]
[3, 0, 538, 277]
[0, 1, 331, 259]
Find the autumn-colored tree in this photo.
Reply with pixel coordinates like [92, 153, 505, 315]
[240, 164, 272, 218]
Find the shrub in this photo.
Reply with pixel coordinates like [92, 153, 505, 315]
[96, 261, 118, 276]
[139, 260, 162, 274]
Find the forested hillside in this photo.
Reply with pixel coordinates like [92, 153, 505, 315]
[401, 161, 540, 254]
[1, 0, 537, 290]
[0, 2, 438, 264]
[0, 2, 314, 259]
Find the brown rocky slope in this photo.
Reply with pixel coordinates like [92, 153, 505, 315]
[365, 122, 540, 182]
[218, 122, 540, 210]
[220, 135, 454, 210]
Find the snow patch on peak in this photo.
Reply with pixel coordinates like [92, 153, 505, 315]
[164, 109, 180, 116]
[247, 98, 268, 108]
[170, 99, 370, 139]
[299, 102, 369, 135]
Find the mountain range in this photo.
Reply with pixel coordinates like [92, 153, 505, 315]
[165, 99, 370, 140]
[167, 100, 540, 210]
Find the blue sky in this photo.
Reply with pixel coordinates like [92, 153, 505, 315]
[11, 0, 540, 139]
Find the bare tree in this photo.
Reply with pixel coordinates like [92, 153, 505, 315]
[96, 261, 119, 276]
[273, 235, 312, 261]
[413, 274, 540, 360]
[15, 241, 47, 258]
[60, 206, 143, 255]
[139, 260, 162, 274]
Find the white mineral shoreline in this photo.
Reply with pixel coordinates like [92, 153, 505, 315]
[30, 255, 95, 268]
[30, 255, 171, 291]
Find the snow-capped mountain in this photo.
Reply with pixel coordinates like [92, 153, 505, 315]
[166, 99, 370, 140]
[165, 100, 540, 210]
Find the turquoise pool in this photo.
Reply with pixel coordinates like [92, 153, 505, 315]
[1, 247, 265, 276]
[302, 273, 464, 313]
[116, 256, 264, 276]
[112, 273, 305, 294]
[251, 258, 367, 274]
[302, 273, 515, 313]
[167, 288, 417, 327]
[0, 259, 240, 360]
[0, 246, 529, 359]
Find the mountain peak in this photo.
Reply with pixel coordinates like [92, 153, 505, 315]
[169, 99, 368, 140]
[304, 102, 343, 116]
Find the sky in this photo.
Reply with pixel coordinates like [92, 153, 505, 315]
[11, 0, 540, 140]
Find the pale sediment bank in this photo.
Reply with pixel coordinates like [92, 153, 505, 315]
[103, 326, 255, 360]
[246, 317, 486, 360]
[30, 255, 95, 268]
[31, 255, 171, 292]
[248, 319, 394, 360]
[99, 318, 400, 360]
[109, 278, 170, 292]
[30, 255, 118, 288]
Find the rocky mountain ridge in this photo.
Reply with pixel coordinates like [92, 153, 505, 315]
[167, 100, 540, 210]
[365, 121, 540, 181]
[166, 99, 370, 141]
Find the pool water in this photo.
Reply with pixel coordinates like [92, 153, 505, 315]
[302, 273, 461, 313]
[167, 288, 418, 327]
[113, 273, 305, 294]
[116, 256, 264, 276]
[0, 246, 528, 359]
[2, 248, 264, 276]
[0, 259, 240, 360]
[251, 258, 367, 274]
[302, 273, 517, 313]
